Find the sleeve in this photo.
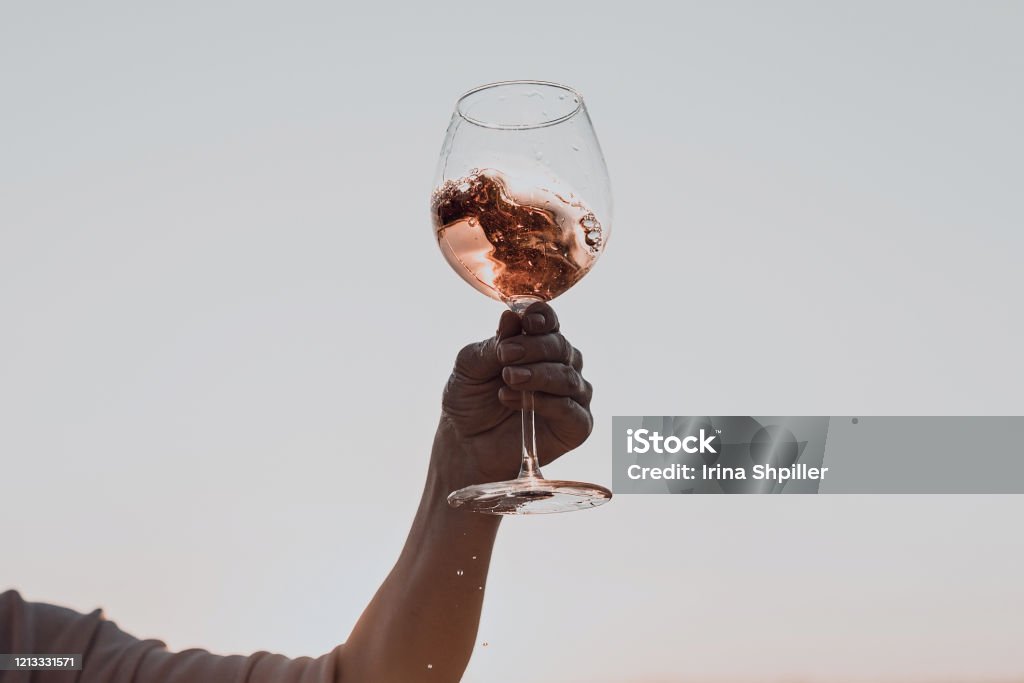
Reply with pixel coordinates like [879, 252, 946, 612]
[0, 590, 343, 683]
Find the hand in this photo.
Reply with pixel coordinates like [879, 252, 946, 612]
[439, 302, 593, 485]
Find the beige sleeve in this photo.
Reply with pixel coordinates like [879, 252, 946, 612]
[0, 590, 343, 683]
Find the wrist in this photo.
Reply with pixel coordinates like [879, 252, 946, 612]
[430, 416, 487, 492]
[422, 417, 502, 533]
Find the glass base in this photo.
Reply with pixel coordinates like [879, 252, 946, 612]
[447, 477, 612, 515]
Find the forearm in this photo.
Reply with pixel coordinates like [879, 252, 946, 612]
[342, 417, 501, 683]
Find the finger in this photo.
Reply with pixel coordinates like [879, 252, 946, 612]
[497, 333, 578, 367]
[501, 363, 592, 406]
[455, 310, 523, 382]
[521, 302, 560, 335]
[571, 348, 583, 372]
[498, 388, 594, 434]
[496, 309, 522, 341]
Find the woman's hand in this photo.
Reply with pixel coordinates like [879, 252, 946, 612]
[440, 302, 593, 485]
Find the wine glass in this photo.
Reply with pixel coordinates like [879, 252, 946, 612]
[430, 80, 613, 515]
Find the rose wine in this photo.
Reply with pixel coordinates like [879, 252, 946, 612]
[431, 169, 605, 304]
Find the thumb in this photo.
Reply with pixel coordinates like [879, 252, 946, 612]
[454, 310, 522, 382]
[495, 309, 522, 341]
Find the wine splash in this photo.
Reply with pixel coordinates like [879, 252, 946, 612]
[431, 169, 605, 304]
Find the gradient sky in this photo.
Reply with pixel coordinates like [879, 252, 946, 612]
[2, 2, 1022, 682]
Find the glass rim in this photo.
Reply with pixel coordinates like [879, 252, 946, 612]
[455, 80, 584, 131]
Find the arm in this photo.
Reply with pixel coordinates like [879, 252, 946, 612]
[0, 305, 591, 683]
[338, 421, 501, 682]
[341, 303, 593, 683]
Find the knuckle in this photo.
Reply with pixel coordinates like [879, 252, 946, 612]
[455, 342, 479, 368]
[530, 365, 551, 388]
[454, 339, 496, 381]
[583, 409, 595, 437]
[537, 335, 557, 360]
[543, 307, 559, 329]
[560, 396, 577, 414]
[441, 374, 456, 404]
[565, 366, 583, 392]
[558, 335, 573, 363]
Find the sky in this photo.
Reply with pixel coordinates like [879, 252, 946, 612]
[2, 2, 1023, 681]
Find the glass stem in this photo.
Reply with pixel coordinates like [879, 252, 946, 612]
[518, 390, 543, 480]
[508, 295, 545, 482]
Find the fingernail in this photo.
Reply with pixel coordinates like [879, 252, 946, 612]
[503, 366, 532, 384]
[498, 343, 525, 363]
[525, 313, 546, 331]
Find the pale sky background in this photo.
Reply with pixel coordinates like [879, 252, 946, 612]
[2, 2, 1023, 682]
